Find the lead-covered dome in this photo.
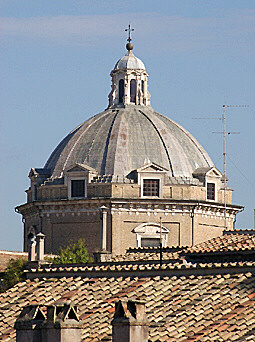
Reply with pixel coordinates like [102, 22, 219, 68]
[45, 106, 213, 180]
[44, 43, 214, 181]
[114, 50, 145, 70]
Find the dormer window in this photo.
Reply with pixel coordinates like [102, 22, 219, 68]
[64, 163, 98, 200]
[143, 179, 159, 197]
[136, 162, 168, 199]
[193, 167, 222, 203]
[119, 79, 124, 103]
[130, 79, 136, 103]
[71, 179, 85, 198]
[207, 182, 215, 200]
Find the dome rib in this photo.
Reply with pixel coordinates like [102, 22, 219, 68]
[85, 111, 117, 168]
[104, 108, 130, 176]
[49, 110, 111, 178]
[154, 111, 212, 167]
[44, 107, 214, 180]
[61, 114, 107, 174]
[114, 51, 146, 70]
[171, 118, 212, 167]
[138, 109, 175, 177]
[100, 111, 119, 175]
[44, 125, 81, 173]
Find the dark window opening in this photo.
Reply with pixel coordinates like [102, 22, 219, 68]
[207, 182, 215, 200]
[141, 80, 144, 93]
[32, 184, 37, 201]
[119, 79, 124, 103]
[130, 79, 136, 103]
[141, 238, 160, 247]
[71, 179, 85, 198]
[143, 179, 160, 197]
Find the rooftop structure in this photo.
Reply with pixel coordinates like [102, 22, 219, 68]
[1, 233, 255, 341]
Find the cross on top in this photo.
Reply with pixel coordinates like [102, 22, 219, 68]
[125, 24, 134, 43]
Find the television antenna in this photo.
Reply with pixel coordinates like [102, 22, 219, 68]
[213, 104, 248, 229]
[193, 104, 248, 230]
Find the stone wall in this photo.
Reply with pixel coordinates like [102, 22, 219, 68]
[19, 181, 238, 255]
[26, 182, 232, 204]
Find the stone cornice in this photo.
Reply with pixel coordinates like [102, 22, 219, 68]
[16, 198, 242, 219]
[110, 198, 243, 214]
[15, 202, 40, 217]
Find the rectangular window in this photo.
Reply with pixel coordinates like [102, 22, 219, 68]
[71, 179, 85, 198]
[143, 179, 159, 197]
[141, 238, 160, 248]
[207, 182, 215, 200]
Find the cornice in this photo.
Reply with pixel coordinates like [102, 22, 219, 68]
[15, 198, 242, 218]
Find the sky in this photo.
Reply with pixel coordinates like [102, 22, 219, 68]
[1, 0, 255, 251]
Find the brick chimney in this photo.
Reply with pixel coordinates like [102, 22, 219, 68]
[41, 303, 81, 342]
[15, 305, 46, 342]
[112, 300, 149, 342]
[15, 303, 81, 342]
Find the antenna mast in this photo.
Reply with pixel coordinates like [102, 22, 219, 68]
[223, 105, 227, 230]
[221, 104, 248, 229]
[194, 104, 248, 230]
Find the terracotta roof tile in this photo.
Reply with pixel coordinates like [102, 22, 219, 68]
[0, 251, 28, 273]
[2, 234, 255, 340]
[183, 233, 255, 254]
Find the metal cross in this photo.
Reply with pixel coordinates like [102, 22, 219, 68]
[125, 24, 134, 42]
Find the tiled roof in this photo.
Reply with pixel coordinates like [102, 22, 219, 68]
[0, 252, 56, 273]
[111, 247, 181, 262]
[2, 233, 255, 341]
[183, 234, 255, 254]
[111, 233, 255, 264]
[224, 229, 255, 235]
[0, 251, 27, 273]
[1, 272, 255, 341]
[111, 233, 255, 263]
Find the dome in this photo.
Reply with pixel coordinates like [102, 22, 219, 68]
[114, 50, 146, 70]
[45, 106, 214, 180]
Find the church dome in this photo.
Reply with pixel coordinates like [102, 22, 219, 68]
[45, 106, 214, 180]
[44, 38, 214, 181]
[114, 51, 145, 70]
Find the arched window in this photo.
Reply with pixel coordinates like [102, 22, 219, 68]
[133, 223, 169, 248]
[119, 79, 124, 103]
[130, 79, 136, 103]
[141, 80, 144, 93]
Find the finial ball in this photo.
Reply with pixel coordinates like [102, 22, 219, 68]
[126, 42, 133, 51]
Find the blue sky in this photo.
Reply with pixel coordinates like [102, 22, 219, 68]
[1, 0, 255, 251]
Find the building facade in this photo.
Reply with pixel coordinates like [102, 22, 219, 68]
[16, 40, 242, 256]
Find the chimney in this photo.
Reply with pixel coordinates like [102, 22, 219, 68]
[36, 232, 45, 262]
[41, 303, 81, 342]
[112, 300, 149, 342]
[93, 249, 112, 263]
[27, 232, 36, 261]
[15, 303, 81, 342]
[15, 305, 46, 342]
